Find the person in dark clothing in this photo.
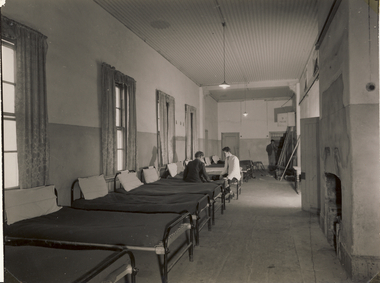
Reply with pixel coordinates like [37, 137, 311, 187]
[183, 151, 212, 183]
[266, 139, 278, 170]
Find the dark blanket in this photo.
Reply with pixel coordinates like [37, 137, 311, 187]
[206, 163, 224, 168]
[72, 192, 208, 214]
[119, 180, 223, 199]
[5, 245, 130, 283]
[4, 208, 183, 247]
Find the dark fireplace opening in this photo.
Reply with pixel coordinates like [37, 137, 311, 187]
[325, 173, 342, 253]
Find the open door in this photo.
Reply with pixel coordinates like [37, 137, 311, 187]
[221, 132, 240, 159]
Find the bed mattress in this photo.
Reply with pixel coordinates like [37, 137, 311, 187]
[72, 192, 208, 214]
[4, 208, 184, 247]
[122, 179, 223, 199]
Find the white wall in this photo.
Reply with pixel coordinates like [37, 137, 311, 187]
[2, 0, 210, 204]
[2, 0, 201, 135]
[218, 99, 292, 164]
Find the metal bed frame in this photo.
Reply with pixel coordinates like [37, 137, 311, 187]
[4, 237, 137, 283]
[111, 172, 213, 246]
[5, 207, 194, 283]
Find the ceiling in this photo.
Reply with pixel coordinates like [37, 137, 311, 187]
[94, 0, 320, 102]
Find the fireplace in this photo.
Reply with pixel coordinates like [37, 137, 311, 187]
[324, 173, 342, 253]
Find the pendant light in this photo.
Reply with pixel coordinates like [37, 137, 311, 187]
[219, 22, 230, 89]
[243, 86, 248, 117]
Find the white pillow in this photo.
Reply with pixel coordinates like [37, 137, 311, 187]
[78, 174, 108, 200]
[167, 163, 178, 177]
[212, 155, 220, 164]
[118, 172, 143, 191]
[5, 185, 61, 225]
[204, 157, 211, 165]
[143, 167, 160, 183]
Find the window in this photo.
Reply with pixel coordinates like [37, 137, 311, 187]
[101, 62, 137, 176]
[2, 16, 49, 189]
[2, 40, 19, 189]
[157, 90, 175, 166]
[115, 84, 128, 171]
[185, 104, 197, 160]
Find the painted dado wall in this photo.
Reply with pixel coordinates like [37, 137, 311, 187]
[318, 0, 379, 281]
[218, 99, 293, 164]
[3, 0, 218, 205]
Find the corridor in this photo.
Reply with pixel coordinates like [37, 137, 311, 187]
[167, 174, 352, 283]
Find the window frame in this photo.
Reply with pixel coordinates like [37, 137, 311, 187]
[2, 38, 19, 190]
[115, 83, 127, 171]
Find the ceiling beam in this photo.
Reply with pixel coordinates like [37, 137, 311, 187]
[202, 79, 299, 92]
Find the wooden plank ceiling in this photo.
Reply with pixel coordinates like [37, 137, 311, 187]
[94, 0, 319, 101]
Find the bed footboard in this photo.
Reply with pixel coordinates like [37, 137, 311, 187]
[5, 237, 138, 283]
[191, 194, 212, 246]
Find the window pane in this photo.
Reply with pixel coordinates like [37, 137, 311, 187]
[116, 109, 121, 127]
[117, 149, 124, 171]
[4, 152, 19, 188]
[117, 130, 123, 149]
[2, 45, 15, 83]
[4, 120, 17, 151]
[115, 86, 120, 108]
[3, 83, 15, 113]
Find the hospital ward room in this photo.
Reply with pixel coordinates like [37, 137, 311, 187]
[1, 0, 379, 282]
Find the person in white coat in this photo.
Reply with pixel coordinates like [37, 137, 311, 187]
[219, 147, 241, 199]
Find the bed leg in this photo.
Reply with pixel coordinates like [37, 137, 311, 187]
[189, 226, 194, 262]
[189, 241, 194, 262]
[208, 204, 212, 231]
[212, 200, 216, 224]
[162, 253, 168, 283]
[195, 219, 200, 246]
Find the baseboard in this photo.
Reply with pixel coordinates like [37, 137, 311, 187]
[339, 242, 380, 282]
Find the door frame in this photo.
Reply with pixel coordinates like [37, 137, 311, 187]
[221, 132, 240, 159]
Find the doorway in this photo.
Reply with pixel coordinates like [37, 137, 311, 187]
[221, 132, 240, 159]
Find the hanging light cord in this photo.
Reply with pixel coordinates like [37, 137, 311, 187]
[368, 2, 371, 82]
[222, 22, 226, 81]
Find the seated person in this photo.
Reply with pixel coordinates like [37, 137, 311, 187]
[183, 151, 212, 183]
[219, 146, 241, 198]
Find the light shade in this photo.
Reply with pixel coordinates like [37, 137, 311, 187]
[243, 112, 248, 117]
[219, 81, 230, 89]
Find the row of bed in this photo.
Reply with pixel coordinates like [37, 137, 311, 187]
[4, 159, 243, 283]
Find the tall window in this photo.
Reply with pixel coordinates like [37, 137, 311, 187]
[101, 63, 137, 176]
[115, 84, 128, 171]
[2, 40, 19, 189]
[185, 104, 197, 160]
[2, 16, 49, 189]
[157, 90, 175, 166]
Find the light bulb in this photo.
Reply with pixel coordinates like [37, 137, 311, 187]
[219, 81, 230, 89]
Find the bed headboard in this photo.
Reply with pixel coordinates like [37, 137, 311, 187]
[71, 179, 83, 203]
